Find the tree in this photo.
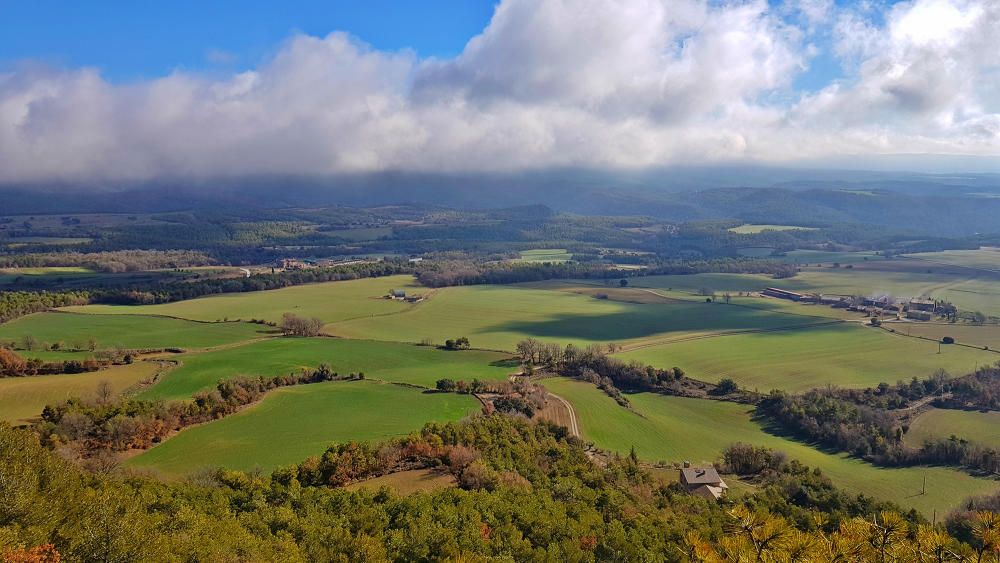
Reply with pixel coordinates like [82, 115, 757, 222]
[445, 337, 471, 350]
[714, 378, 739, 395]
[516, 338, 541, 363]
[95, 380, 114, 404]
[20, 334, 37, 352]
[280, 313, 324, 337]
[0, 347, 28, 376]
[436, 379, 457, 392]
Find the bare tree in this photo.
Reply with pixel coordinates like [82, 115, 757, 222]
[95, 380, 115, 405]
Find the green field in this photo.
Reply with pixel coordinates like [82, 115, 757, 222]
[542, 378, 1000, 516]
[327, 284, 826, 351]
[64, 275, 420, 324]
[516, 249, 572, 262]
[906, 408, 1000, 450]
[884, 322, 1000, 350]
[0, 361, 162, 423]
[0, 266, 95, 275]
[325, 227, 394, 241]
[141, 338, 515, 401]
[931, 278, 1000, 318]
[629, 273, 792, 294]
[0, 312, 268, 350]
[728, 224, 817, 234]
[779, 250, 883, 264]
[0, 266, 101, 287]
[618, 324, 991, 392]
[127, 380, 478, 476]
[907, 248, 1000, 271]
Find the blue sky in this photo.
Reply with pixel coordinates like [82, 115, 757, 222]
[0, 0, 497, 81]
[2, 0, 850, 89]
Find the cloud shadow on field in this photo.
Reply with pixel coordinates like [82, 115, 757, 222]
[486, 303, 818, 343]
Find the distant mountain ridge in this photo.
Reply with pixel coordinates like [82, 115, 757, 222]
[3, 167, 1000, 236]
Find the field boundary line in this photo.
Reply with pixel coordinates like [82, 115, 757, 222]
[47, 308, 247, 325]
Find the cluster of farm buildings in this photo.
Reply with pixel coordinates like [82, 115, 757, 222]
[761, 287, 941, 320]
[386, 289, 424, 303]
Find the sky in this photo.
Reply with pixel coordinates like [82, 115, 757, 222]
[0, 0, 997, 183]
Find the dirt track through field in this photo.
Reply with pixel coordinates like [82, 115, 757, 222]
[545, 392, 579, 437]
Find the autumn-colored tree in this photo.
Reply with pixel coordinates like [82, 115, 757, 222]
[1, 545, 60, 563]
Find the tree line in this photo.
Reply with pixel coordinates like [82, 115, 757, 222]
[757, 380, 1000, 478]
[0, 249, 213, 273]
[0, 291, 90, 323]
[0, 347, 107, 378]
[416, 257, 798, 288]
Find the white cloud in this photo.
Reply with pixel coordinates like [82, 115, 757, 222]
[0, 0, 997, 183]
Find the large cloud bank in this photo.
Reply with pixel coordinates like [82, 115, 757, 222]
[0, 0, 997, 182]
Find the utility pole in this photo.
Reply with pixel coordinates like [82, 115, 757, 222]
[922, 475, 926, 495]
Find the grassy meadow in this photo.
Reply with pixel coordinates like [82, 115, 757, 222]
[884, 322, 1000, 350]
[907, 248, 1000, 271]
[779, 250, 884, 264]
[905, 408, 1000, 450]
[516, 249, 573, 262]
[0, 266, 95, 275]
[345, 468, 456, 495]
[618, 323, 993, 392]
[932, 278, 1000, 318]
[141, 337, 515, 401]
[127, 380, 479, 476]
[64, 274, 421, 324]
[629, 273, 796, 294]
[0, 361, 162, 423]
[0, 312, 269, 350]
[728, 224, 817, 234]
[327, 283, 826, 351]
[541, 378, 1000, 516]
